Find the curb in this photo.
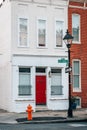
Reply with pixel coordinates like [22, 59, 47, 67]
[0, 117, 87, 124]
[16, 117, 87, 124]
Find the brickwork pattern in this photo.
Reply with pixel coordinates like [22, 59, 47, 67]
[68, 1, 87, 108]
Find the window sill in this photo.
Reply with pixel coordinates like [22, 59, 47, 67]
[50, 95, 64, 100]
[50, 98, 67, 101]
[73, 88, 81, 92]
[15, 95, 33, 101]
[76, 106, 81, 109]
[72, 41, 81, 44]
[15, 98, 34, 101]
[17, 45, 29, 48]
[54, 46, 65, 49]
[37, 46, 48, 49]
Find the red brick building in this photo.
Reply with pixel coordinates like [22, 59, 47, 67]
[68, 0, 87, 108]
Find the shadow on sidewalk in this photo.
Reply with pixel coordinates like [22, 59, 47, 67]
[16, 116, 66, 123]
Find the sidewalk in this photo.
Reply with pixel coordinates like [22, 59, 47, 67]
[0, 109, 87, 124]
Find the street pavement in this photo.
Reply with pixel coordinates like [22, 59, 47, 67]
[0, 108, 87, 124]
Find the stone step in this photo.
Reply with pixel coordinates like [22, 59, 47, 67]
[36, 105, 48, 112]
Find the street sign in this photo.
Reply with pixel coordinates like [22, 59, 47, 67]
[58, 58, 68, 64]
[65, 67, 72, 73]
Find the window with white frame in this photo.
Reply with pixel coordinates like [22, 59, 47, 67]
[72, 14, 80, 42]
[56, 21, 63, 47]
[72, 60, 81, 89]
[18, 18, 28, 47]
[75, 97, 81, 108]
[19, 68, 31, 96]
[51, 69, 63, 95]
[38, 19, 46, 47]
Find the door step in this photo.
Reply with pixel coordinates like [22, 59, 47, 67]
[36, 105, 48, 112]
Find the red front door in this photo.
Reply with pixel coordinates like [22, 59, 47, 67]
[36, 75, 46, 105]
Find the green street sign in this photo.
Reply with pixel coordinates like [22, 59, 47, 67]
[58, 58, 68, 64]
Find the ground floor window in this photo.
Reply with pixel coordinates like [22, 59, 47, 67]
[75, 97, 81, 108]
[51, 68, 63, 95]
[19, 67, 31, 96]
[72, 60, 81, 91]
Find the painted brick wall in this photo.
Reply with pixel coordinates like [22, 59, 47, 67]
[68, 2, 87, 108]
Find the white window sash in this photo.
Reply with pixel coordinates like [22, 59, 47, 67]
[37, 18, 47, 48]
[72, 60, 81, 92]
[51, 69, 63, 95]
[55, 21, 64, 47]
[19, 68, 31, 96]
[18, 17, 29, 47]
[72, 14, 80, 43]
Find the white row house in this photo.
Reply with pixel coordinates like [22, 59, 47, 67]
[0, 0, 69, 112]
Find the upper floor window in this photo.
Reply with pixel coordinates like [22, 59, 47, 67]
[18, 18, 28, 47]
[72, 14, 80, 43]
[72, 60, 81, 91]
[56, 21, 63, 47]
[37, 19, 46, 47]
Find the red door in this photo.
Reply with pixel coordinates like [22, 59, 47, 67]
[36, 76, 46, 105]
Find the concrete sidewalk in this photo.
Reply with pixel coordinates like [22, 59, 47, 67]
[0, 109, 87, 124]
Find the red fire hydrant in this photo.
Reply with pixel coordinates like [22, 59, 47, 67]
[26, 104, 33, 120]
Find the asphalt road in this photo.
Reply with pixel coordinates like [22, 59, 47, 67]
[0, 121, 87, 130]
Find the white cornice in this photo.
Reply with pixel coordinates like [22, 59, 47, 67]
[10, 0, 69, 6]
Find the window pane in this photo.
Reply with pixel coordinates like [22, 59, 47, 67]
[51, 69, 62, 95]
[19, 74, 30, 85]
[51, 74, 61, 85]
[73, 75, 79, 88]
[73, 60, 80, 89]
[51, 85, 63, 95]
[20, 18, 27, 32]
[19, 68, 30, 73]
[72, 14, 80, 42]
[75, 98, 80, 106]
[19, 18, 28, 46]
[51, 69, 61, 73]
[36, 68, 46, 73]
[19, 85, 31, 95]
[73, 28, 79, 41]
[19, 32, 27, 46]
[19, 68, 31, 95]
[38, 19, 46, 46]
[74, 61, 79, 74]
[56, 21, 63, 47]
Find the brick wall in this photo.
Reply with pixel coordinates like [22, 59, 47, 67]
[68, 2, 87, 108]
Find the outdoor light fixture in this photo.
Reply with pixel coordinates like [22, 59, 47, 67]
[48, 71, 51, 78]
[63, 30, 73, 48]
[63, 30, 73, 117]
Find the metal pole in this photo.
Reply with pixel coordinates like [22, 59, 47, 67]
[68, 48, 73, 117]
